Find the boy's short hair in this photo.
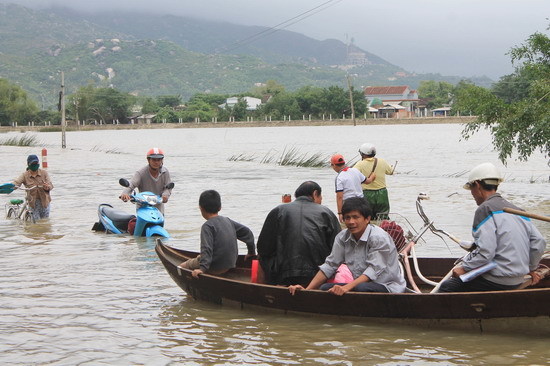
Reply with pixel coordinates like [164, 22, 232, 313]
[341, 197, 372, 219]
[295, 180, 322, 198]
[199, 190, 221, 214]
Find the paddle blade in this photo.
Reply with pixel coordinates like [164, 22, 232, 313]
[0, 183, 15, 194]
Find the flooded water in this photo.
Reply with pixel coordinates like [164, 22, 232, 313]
[1, 123, 548, 365]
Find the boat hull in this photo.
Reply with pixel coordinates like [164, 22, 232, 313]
[155, 241, 550, 331]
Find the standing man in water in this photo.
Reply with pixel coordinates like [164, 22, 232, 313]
[354, 143, 394, 220]
[120, 147, 173, 214]
[330, 154, 374, 223]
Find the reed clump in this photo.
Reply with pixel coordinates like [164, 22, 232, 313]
[90, 145, 122, 154]
[229, 146, 329, 168]
[0, 133, 40, 146]
[228, 153, 256, 162]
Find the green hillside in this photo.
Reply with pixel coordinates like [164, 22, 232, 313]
[0, 3, 493, 108]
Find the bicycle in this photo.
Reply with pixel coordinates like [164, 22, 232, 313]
[4, 186, 40, 223]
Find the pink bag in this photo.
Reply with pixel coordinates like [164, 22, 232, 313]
[327, 264, 354, 283]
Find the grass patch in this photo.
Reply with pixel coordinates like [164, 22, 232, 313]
[443, 170, 469, 178]
[229, 146, 329, 168]
[90, 145, 122, 154]
[38, 127, 62, 132]
[529, 174, 548, 184]
[0, 133, 40, 146]
[228, 153, 256, 162]
[278, 146, 327, 167]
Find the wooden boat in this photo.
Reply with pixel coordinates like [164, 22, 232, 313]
[155, 240, 550, 333]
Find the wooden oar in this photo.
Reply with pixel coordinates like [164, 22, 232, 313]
[504, 207, 550, 223]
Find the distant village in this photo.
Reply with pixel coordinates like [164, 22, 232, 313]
[131, 85, 452, 125]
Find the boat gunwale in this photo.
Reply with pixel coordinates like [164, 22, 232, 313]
[156, 241, 550, 297]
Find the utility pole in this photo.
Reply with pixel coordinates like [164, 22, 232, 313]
[60, 72, 66, 148]
[346, 74, 356, 126]
[74, 98, 79, 127]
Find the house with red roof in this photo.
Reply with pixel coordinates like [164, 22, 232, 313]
[364, 85, 422, 118]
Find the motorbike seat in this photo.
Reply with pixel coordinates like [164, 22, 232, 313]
[102, 206, 136, 226]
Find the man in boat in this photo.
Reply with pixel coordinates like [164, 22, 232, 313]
[179, 190, 256, 278]
[353, 143, 394, 220]
[120, 147, 173, 214]
[257, 181, 341, 287]
[438, 162, 547, 292]
[330, 154, 375, 223]
[288, 197, 406, 295]
[13, 154, 54, 221]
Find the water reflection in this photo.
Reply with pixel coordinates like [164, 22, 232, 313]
[158, 298, 550, 365]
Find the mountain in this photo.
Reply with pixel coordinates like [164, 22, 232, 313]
[66, 9, 391, 67]
[0, 3, 492, 107]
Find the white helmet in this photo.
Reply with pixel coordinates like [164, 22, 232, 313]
[463, 162, 503, 189]
[359, 143, 376, 156]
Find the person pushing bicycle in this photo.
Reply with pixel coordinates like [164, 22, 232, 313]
[12, 154, 53, 220]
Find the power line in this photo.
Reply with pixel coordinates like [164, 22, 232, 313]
[219, 0, 344, 54]
[61, 1, 347, 91]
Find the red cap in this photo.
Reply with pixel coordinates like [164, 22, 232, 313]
[330, 154, 345, 165]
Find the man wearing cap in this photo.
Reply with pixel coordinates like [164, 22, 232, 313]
[13, 154, 54, 220]
[438, 162, 546, 292]
[120, 147, 173, 214]
[330, 154, 375, 223]
[353, 143, 394, 220]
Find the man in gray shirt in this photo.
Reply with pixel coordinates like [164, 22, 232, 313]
[121, 147, 173, 214]
[438, 162, 546, 292]
[180, 190, 256, 277]
[289, 196, 406, 295]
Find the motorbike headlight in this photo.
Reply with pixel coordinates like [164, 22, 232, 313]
[144, 194, 159, 205]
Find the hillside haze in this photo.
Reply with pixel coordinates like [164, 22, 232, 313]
[0, 3, 492, 107]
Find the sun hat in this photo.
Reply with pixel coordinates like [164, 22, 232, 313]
[463, 162, 503, 189]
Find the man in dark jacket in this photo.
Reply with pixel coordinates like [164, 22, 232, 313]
[257, 181, 341, 287]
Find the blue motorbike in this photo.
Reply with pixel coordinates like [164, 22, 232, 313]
[92, 178, 174, 237]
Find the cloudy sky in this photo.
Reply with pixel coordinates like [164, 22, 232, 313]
[12, 0, 550, 80]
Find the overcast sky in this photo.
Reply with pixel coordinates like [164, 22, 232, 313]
[12, 0, 550, 80]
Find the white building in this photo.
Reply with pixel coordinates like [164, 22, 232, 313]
[220, 96, 262, 111]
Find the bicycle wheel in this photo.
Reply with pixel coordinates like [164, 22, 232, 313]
[24, 210, 36, 223]
[6, 207, 17, 219]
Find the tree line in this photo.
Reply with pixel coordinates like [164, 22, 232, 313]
[1, 28, 548, 162]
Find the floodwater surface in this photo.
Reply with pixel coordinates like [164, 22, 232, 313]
[0, 124, 548, 365]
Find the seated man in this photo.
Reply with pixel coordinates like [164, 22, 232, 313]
[257, 181, 341, 287]
[180, 190, 256, 278]
[438, 163, 546, 292]
[289, 197, 406, 295]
